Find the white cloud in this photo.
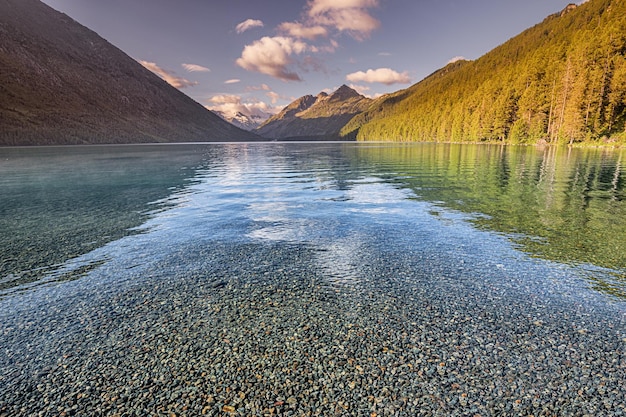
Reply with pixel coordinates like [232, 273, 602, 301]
[225, 79, 241, 84]
[236, 36, 309, 82]
[266, 91, 282, 104]
[209, 94, 241, 105]
[236, 19, 264, 34]
[139, 61, 198, 89]
[307, 0, 380, 40]
[245, 84, 272, 92]
[447, 56, 467, 64]
[348, 83, 370, 96]
[311, 8, 379, 40]
[236, 0, 380, 81]
[310, 39, 339, 54]
[207, 94, 281, 119]
[182, 63, 210, 72]
[308, 0, 379, 15]
[278, 22, 328, 40]
[346, 68, 411, 85]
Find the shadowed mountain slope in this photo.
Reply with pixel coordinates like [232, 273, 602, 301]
[0, 0, 258, 145]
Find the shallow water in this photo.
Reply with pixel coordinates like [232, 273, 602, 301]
[1, 142, 625, 416]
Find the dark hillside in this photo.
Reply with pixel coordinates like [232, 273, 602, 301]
[0, 0, 258, 145]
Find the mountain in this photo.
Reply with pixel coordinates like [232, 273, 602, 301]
[255, 85, 371, 140]
[213, 110, 272, 131]
[341, 0, 626, 145]
[0, 0, 259, 145]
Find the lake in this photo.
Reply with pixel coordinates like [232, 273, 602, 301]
[1, 142, 625, 416]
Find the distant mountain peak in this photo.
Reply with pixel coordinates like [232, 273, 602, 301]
[213, 109, 271, 131]
[255, 85, 371, 140]
[330, 85, 361, 101]
[289, 95, 318, 112]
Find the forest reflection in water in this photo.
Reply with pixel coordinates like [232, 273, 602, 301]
[351, 143, 626, 298]
[2, 142, 625, 301]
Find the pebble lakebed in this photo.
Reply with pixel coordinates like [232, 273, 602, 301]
[1, 240, 625, 417]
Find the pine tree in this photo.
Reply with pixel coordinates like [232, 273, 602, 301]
[345, 0, 626, 145]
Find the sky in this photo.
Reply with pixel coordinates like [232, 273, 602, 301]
[41, 0, 578, 120]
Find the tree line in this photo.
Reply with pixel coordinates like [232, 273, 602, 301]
[342, 0, 626, 145]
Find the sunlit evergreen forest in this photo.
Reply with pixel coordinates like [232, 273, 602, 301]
[342, 0, 626, 145]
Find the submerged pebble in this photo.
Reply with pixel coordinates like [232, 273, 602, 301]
[1, 242, 625, 416]
[1, 144, 626, 416]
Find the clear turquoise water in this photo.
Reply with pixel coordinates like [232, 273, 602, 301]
[1, 142, 625, 300]
[1, 143, 625, 416]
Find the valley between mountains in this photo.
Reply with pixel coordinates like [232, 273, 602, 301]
[1, 0, 625, 145]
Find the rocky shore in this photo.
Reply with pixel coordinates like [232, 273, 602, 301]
[1, 240, 625, 416]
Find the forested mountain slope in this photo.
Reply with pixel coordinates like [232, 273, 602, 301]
[342, 0, 626, 145]
[0, 0, 258, 145]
